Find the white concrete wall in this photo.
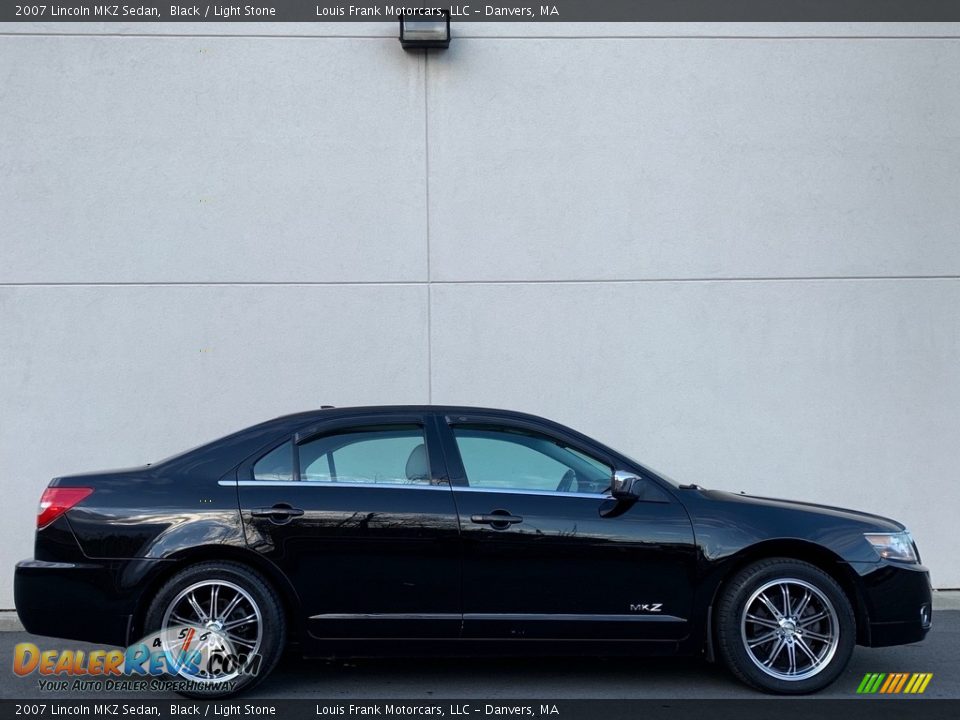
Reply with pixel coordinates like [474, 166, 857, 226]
[1, 22, 958, 606]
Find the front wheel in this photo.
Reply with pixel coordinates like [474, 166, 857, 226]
[716, 558, 855, 694]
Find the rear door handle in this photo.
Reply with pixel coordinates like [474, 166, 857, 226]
[251, 505, 304, 521]
[471, 512, 523, 528]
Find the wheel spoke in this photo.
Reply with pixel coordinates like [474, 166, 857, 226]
[186, 593, 209, 623]
[795, 637, 820, 666]
[210, 585, 219, 619]
[748, 630, 779, 647]
[745, 613, 779, 629]
[802, 629, 832, 643]
[793, 590, 811, 618]
[223, 613, 257, 631]
[170, 613, 194, 626]
[217, 592, 243, 622]
[224, 632, 257, 649]
[207, 638, 224, 654]
[785, 642, 797, 674]
[198, 637, 214, 665]
[758, 592, 784, 620]
[780, 584, 792, 617]
[798, 611, 828, 627]
[763, 637, 785, 666]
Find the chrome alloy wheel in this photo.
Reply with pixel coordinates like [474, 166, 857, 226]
[160, 579, 263, 684]
[740, 578, 840, 681]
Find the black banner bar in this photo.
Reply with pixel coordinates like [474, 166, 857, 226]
[3, 1, 960, 23]
[1, 700, 960, 720]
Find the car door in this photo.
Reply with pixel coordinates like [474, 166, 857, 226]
[436, 412, 697, 641]
[235, 413, 461, 640]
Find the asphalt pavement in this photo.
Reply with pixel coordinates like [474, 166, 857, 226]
[2, 611, 956, 700]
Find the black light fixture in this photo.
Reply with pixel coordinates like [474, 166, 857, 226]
[399, 9, 451, 50]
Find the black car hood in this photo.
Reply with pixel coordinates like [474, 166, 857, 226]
[701, 489, 905, 532]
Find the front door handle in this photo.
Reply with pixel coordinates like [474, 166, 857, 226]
[251, 504, 304, 522]
[470, 511, 523, 529]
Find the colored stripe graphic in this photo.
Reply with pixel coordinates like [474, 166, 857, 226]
[879, 674, 897, 693]
[857, 673, 885, 693]
[893, 673, 910, 693]
[857, 672, 932, 694]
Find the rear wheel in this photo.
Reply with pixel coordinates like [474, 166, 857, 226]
[716, 558, 855, 694]
[143, 561, 285, 698]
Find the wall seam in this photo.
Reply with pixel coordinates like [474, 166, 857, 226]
[3, 33, 960, 39]
[424, 48, 433, 404]
[1, 276, 957, 288]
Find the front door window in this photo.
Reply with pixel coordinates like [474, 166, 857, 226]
[452, 426, 611, 494]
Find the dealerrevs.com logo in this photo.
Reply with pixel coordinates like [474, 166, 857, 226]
[13, 625, 261, 693]
[856, 673, 934, 694]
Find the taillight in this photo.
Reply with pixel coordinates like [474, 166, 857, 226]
[37, 487, 93, 529]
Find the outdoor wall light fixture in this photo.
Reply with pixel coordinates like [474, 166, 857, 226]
[399, 10, 451, 49]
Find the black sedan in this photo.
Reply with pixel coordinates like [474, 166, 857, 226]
[15, 406, 931, 696]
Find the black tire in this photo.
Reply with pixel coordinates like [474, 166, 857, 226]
[143, 561, 286, 698]
[716, 558, 855, 694]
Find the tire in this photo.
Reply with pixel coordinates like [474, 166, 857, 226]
[716, 558, 855, 694]
[142, 561, 286, 698]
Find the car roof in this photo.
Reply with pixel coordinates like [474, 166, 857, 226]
[270, 405, 542, 421]
[158, 405, 573, 476]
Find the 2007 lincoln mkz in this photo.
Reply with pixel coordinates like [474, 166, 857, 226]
[15, 406, 931, 696]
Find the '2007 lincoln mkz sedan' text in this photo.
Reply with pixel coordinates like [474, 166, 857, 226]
[15, 406, 931, 696]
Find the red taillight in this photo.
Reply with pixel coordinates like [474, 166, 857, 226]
[37, 487, 93, 529]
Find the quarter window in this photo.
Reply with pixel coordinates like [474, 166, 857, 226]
[298, 426, 431, 485]
[253, 441, 294, 482]
[452, 427, 612, 494]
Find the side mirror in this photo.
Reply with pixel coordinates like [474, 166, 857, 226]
[610, 470, 643, 499]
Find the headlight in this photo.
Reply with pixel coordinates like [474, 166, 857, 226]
[864, 531, 918, 563]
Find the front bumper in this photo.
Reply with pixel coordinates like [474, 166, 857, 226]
[849, 560, 933, 647]
[15, 557, 165, 647]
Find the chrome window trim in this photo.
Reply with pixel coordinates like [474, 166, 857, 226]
[219, 479, 610, 499]
[453, 486, 611, 500]
[219, 479, 451, 490]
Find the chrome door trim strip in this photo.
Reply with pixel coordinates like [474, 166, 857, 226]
[219, 480, 609, 499]
[452, 486, 611, 500]
[309, 612, 686, 623]
[309, 613, 458, 621]
[219, 479, 451, 490]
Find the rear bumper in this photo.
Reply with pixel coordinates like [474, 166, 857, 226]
[15, 558, 161, 647]
[848, 560, 933, 647]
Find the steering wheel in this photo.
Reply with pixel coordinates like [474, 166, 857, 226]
[556, 469, 576, 493]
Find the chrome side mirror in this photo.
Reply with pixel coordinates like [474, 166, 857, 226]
[611, 470, 642, 499]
